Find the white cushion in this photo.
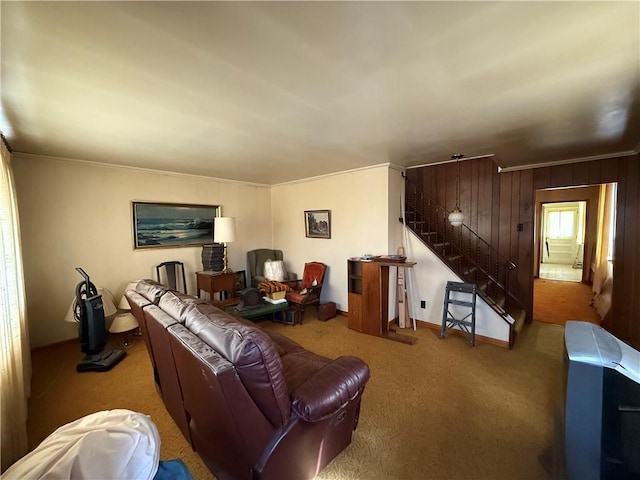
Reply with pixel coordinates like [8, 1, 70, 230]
[264, 259, 286, 281]
[3, 409, 160, 480]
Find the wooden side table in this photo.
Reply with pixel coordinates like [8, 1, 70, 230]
[196, 271, 239, 308]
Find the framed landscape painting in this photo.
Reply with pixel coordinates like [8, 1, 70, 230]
[133, 202, 220, 249]
[304, 210, 331, 239]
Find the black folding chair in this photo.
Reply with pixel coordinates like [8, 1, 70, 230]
[156, 261, 187, 294]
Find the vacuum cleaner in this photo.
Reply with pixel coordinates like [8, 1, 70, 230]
[73, 267, 126, 372]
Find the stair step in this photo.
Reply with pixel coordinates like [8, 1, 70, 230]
[421, 231, 437, 237]
[481, 292, 506, 314]
[463, 267, 477, 276]
[447, 254, 462, 263]
[492, 303, 506, 315]
[432, 242, 450, 249]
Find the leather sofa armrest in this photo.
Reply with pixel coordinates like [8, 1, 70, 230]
[291, 356, 370, 422]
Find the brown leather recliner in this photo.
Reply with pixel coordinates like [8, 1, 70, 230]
[126, 279, 370, 480]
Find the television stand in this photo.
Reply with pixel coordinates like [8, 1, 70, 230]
[76, 348, 126, 373]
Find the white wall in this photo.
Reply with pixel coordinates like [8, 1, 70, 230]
[13, 154, 272, 348]
[388, 167, 405, 253]
[271, 165, 391, 312]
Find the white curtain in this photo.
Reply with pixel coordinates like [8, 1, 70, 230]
[592, 183, 615, 320]
[0, 137, 31, 472]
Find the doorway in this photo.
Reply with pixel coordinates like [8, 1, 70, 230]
[533, 185, 616, 326]
[540, 201, 585, 282]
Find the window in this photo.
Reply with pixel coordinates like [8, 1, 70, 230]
[547, 210, 575, 239]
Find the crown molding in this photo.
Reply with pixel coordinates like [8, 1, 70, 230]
[406, 154, 495, 170]
[13, 152, 399, 187]
[272, 163, 394, 186]
[11, 151, 272, 187]
[497, 150, 638, 173]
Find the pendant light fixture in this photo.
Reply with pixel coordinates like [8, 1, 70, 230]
[448, 154, 465, 227]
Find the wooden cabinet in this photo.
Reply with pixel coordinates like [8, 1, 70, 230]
[347, 259, 390, 336]
[347, 292, 363, 332]
[347, 259, 416, 344]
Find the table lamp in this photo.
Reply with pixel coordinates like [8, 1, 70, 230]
[118, 281, 140, 310]
[109, 312, 139, 347]
[110, 281, 142, 347]
[214, 217, 237, 273]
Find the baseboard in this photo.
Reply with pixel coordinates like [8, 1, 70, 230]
[31, 337, 78, 352]
[389, 318, 510, 348]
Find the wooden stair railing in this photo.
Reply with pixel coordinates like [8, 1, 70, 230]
[404, 179, 526, 347]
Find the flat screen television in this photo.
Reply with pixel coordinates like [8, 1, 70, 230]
[560, 321, 640, 480]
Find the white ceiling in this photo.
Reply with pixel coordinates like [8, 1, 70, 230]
[2, 1, 639, 184]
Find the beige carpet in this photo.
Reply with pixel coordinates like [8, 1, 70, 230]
[27, 314, 564, 479]
[533, 278, 601, 326]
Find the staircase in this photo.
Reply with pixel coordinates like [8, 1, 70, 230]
[404, 179, 526, 348]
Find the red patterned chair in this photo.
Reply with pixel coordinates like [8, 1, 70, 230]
[285, 262, 327, 323]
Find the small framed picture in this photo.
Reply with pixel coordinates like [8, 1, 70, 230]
[304, 210, 331, 239]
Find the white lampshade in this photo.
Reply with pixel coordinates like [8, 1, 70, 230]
[118, 281, 140, 310]
[99, 288, 118, 317]
[448, 208, 465, 227]
[108, 312, 139, 333]
[64, 287, 117, 322]
[214, 217, 237, 243]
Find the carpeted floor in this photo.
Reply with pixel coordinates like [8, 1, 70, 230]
[27, 314, 565, 480]
[533, 278, 600, 326]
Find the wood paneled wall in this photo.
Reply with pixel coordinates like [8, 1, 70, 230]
[406, 154, 640, 349]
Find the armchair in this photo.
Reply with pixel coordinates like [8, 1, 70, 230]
[247, 249, 296, 288]
[156, 261, 187, 294]
[285, 262, 327, 323]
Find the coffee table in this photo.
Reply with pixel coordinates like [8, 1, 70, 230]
[225, 300, 291, 322]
